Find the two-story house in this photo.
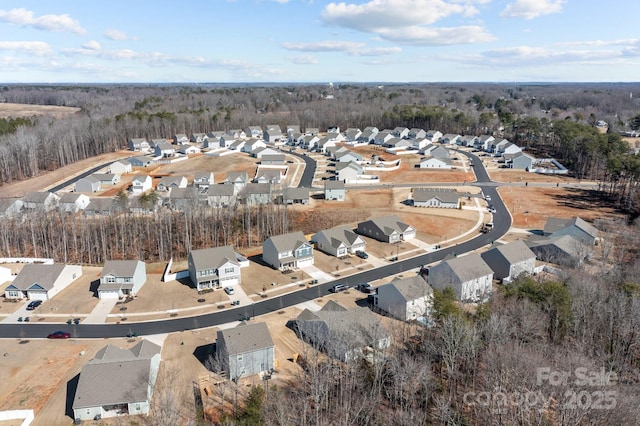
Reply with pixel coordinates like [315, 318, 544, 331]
[98, 260, 147, 299]
[188, 245, 247, 291]
[262, 231, 314, 271]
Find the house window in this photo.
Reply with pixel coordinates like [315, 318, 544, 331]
[136, 403, 141, 410]
[224, 267, 235, 274]
[237, 355, 243, 361]
[7, 291, 20, 298]
[125, 277, 131, 283]
[106, 276, 115, 283]
[86, 409, 91, 415]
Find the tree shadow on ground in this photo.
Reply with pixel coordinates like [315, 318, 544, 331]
[194, 342, 216, 369]
[549, 188, 625, 215]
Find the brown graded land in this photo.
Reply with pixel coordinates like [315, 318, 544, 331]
[0, 103, 82, 119]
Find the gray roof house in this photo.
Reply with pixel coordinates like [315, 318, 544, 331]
[357, 128, 378, 144]
[408, 128, 427, 140]
[425, 130, 443, 142]
[92, 173, 120, 186]
[264, 126, 282, 144]
[392, 127, 410, 138]
[282, 187, 310, 205]
[167, 187, 202, 211]
[223, 171, 249, 195]
[526, 235, 590, 268]
[263, 231, 314, 271]
[313, 226, 366, 258]
[293, 301, 391, 362]
[335, 161, 364, 182]
[261, 154, 286, 165]
[477, 135, 495, 151]
[156, 175, 188, 192]
[216, 322, 275, 380]
[72, 340, 161, 421]
[441, 134, 461, 145]
[188, 245, 248, 291]
[193, 171, 215, 189]
[4, 263, 83, 301]
[206, 184, 237, 207]
[130, 175, 153, 194]
[154, 142, 176, 158]
[544, 217, 599, 246]
[253, 168, 284, 184]
[357, 215, 416, 243]
[190, 133, 207, 143]
[75, 176, 102, 193]
[375, 275, 432, 322]
[419, 156, 452, 169]
[510, 152, 536, 170]
[413, 188, 459, 208]
[59, 193, 91, 213]
[22, 191, 60, 211]
[128, 155, 154, 168]
[422, 144, 450, 159]
[110, 159, 133, 175]
[98, 260, 147, 299]
[128, 138, 150, 152]
[344, 128, 362, 142]
[245, 126, 264, 139]
[427, 253, 494, 303]
[84, 198, 115, 216]
[239, 183, 273, 205]
[324, 180, 346, 201]
[0, 198, 23, 218]
[457, 135, 478, 147]
[480, 240, 537, 282]
[173, 133, 189, 144]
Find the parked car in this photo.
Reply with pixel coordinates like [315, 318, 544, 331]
[357, 283, 376, 294]
[26, 300, 42, 310]
[355, 250, 369, 259]
[47, 331, 71, 339]
[484, 194, 492, 201]
[488, 207, 496, 213]
[329, 284, 349, 293]
[224, 286, 235, 295]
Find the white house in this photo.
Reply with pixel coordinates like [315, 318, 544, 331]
[428, 253, 494, 303]
[413, 188, 459, 208]
[4, 263, 83, 301]
[131, 175, 153, 194]
[313, 226, 366, 258]
[375, 275, 432, 322]
[110, 159, 133, 175]
[98, 260, 147, 299]
[481, 240, 537, 282]
[59, 193, 91, 213]
[419, 156, 452, 169]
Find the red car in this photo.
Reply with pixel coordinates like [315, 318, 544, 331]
[47, 331, 71, 339]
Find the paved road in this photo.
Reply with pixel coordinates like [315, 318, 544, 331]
[286, 150, 316, 188]
[0, 147, 512, 339]
[47, 160, 118, 192]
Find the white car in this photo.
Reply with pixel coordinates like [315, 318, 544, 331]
[485, 195, 492, 201]
[224, 286, 235, 295]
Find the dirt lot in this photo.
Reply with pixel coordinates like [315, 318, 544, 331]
[0, 103, 81, 119]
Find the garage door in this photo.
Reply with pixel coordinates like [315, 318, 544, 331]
[28, 292, 48, 301]
[99, 290, 120, 299]
[296, 258, 314, 268]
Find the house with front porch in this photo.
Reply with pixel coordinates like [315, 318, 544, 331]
[412, 188, 459, 208]
[188, 245, 248, 291]
[262, 231, 314, 271]
[193, 171, 214, 190]
[156, 175, 188, 192]
[98, 260, 147, 299]
[4, 263, 83, 301]
[131, 175, 153, 194]
[128, 138, 150, 152]
[356, 215, 416, 243]
[313, 226, 366, 258]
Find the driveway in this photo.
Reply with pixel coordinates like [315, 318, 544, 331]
[83, 297, 119, 324]
[300, 264, 335, 283]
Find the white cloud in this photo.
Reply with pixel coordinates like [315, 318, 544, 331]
[0, 8, 86, 34]
[282, 40, 402, 56]
[287, 55, 319, 64]
[282, 40, 364, 52]
[379, 25, 494, 45]
[322, 0, 468, 32]
[82, 40, 101, 50]
[557, 39, 638, 48]
[0, 41, 52, 55]
[320, 0, 493, 46]
[500, 0, 566, 20]
[104, 29, 134, 41]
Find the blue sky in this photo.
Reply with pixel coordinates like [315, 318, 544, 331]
[1, 0, 639, 83]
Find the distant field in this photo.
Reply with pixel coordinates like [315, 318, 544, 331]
[0, 102, 81, 119]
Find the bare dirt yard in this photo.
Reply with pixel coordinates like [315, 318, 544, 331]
[0, 103, 82, 119]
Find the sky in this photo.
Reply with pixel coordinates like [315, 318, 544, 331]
[1, 0, 639, 83]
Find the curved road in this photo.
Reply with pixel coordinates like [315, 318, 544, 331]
[0, 150, 510, 339]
